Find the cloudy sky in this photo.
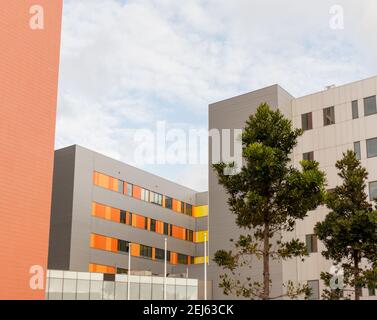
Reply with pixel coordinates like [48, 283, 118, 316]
[55, 0, 377, 191]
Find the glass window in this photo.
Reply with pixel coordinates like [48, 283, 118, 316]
[186, 229, 193, 242]
[152, 284, 164, 300]
[368, 286, 376, 296]
[364, 96, 377, 116]
[366, 137, 377, 158]
[76, 279, 90, 300]
[103, 281, 115, 300]
[186, 204, 193, 216]
[306, 234, 318, 253]
[62, 279, 76, 300]
[118, 180, 124, 194]
[301, 112, 313, 131]
[155, 248, 165, 260]
[118, 240, 129, 253]
[141, 188, 149, 202]
[116, 268, 128, 274]
[150, 192, 163, 206]
[150, 219, 156, 232]
[307, 280, 319, 300]
[323, 106, 335, 126]
[303, 151, 314, 161]
[115, 282, 128, 300]
[176, 285, 187, 300]
[126, 183, 133, 196]
[120, 210, 126, 224]
[140, 245, 153, 258]
[369, 181, 377, 201]
[163, 223, 169, 236]
[354, 141, 361, 160]
[48, 278, 63, 300]
[89, 280, 103, 300]
[140, 283, 152, 300]
[128, 212, 133, 226]
[165, 196, 173, 209]
[178, 254, 188, 265]
[352, 100, 359, 119]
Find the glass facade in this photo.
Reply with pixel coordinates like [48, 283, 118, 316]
[46, 270, 199, 300]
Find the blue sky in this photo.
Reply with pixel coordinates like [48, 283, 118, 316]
[55, 0, 377, 191]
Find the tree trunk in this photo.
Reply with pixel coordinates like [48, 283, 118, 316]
[262, 223, 270, 300]
[354, 251, 360, 301]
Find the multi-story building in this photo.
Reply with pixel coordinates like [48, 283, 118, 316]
[48, 145, 209, 298]
[0, 1, 62, 299]
[208, 76, 377, 300]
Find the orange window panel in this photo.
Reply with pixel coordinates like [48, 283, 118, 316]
[134, 214, 145, 229]
[109, 177, 118, 192]
[170, 252, 178, 265]
[152, 248, 156, 260]
[126, 212, 131, 225]
[111, 207, 120, 222]
[156, 221, 164, 234]
[172, 226, 185, 240]
[133, 185, 141, 199]
[130, 243, 140, 257]
[92, 203, 106, 219]
[91, 234, 107, 251]
[89, 263, 115, 274]
[172, 199, 182, 213]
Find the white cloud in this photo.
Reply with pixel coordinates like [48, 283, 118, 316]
[56, 0, 377, 191]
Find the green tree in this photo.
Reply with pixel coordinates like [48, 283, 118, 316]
[213, 103, 326, 300]
[315, 150, 377, 300]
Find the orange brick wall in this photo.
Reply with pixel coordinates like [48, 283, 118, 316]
[0, 1, 62, 299]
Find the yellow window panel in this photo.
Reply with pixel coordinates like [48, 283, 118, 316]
[194, 256, 209, 264]
[194, 230, 208, 243]
[193, 205, 208, 218]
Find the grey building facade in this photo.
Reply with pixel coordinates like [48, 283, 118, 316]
[48, 145, 209, 284]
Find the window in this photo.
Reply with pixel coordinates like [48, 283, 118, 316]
[165, 196, 172, 209]
[307, 280, 319, 300]
[140, 245, 152, 258]
[186, 204, 193, 216]
[128, 212, 133, 226]
[116, 267, 128, 275]
[364, 96, 377, 116]
[150, 219, 156, 232]
[368, 286, 376, 296]
[118, 180, 124, 194]
[144, 218, 149, 230]
[186, 230, 193, 242]
[163, 223, 169, 236]
[177, 254, 188, 265]
[126, 183, 133, 196]
[306, 234, 318, 253]
[169, 224, 173, 237]
[301, 112, 313, 131]
[150, 192, 163, 206]
[141, 188, 149, 202]
[120, 210, 126, 224]
[323, 106, 335, 126]
[366, 137, 377, 158]
[369, 181, 377, 201]
[303, 151, 314, 161]
[117, 240, 129, 253]
[155, 248, 165, 260]
[352, 100, 359, 119]
[354, 141, 361, 160]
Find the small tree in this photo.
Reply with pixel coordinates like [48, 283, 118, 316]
[213, 103, 326, 300]
[315, 150, 377, 300]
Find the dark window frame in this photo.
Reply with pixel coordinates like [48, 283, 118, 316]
[323, 106, 336, 126]
[301, 112, 313, 131]
[364, 95, 377, 117]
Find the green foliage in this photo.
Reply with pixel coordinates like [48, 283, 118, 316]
[212, 103, 326, 299]
[315, 150, 377, 300]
